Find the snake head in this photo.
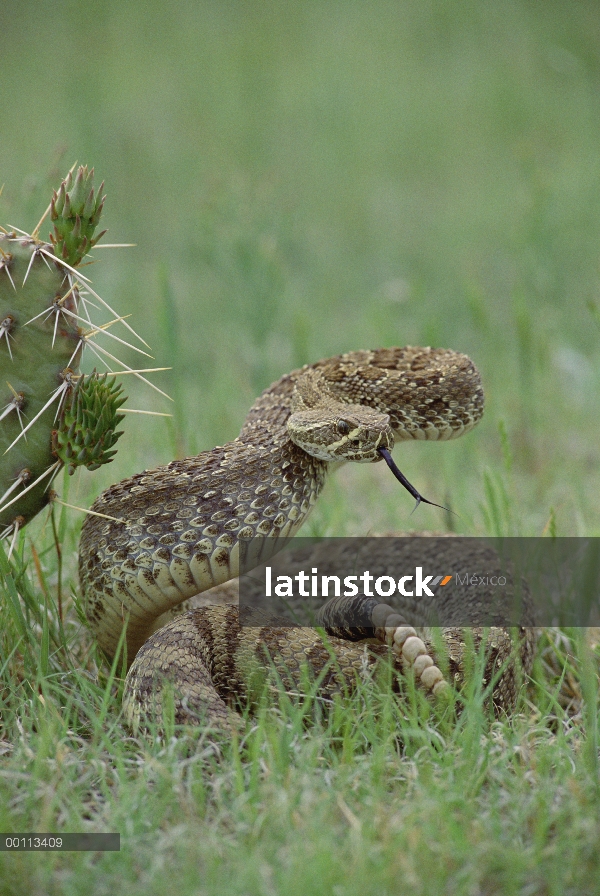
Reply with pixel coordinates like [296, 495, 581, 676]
[286, 405, 395, 462]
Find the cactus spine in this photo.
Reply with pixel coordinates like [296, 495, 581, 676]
[0, 167, 128, 542]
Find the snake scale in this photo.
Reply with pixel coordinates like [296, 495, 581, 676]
[79, 346, 531, 732]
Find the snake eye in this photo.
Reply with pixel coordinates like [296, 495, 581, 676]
[336, 420, 350, 435]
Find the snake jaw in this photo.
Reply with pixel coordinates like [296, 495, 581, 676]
[376, 446, 453, 514]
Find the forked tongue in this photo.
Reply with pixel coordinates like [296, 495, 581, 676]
[377, 446, 454, 515]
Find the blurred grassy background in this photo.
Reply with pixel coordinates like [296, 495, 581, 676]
[1, 0, 599, 537]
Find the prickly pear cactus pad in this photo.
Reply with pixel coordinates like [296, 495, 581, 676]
[0, 234, 81, 532]
[0, 166, 148, 545]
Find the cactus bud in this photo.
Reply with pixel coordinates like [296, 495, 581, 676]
[52, 373, 126, 476]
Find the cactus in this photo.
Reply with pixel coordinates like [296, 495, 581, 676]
[0, 167, 130, 543]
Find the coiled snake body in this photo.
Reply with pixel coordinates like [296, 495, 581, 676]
[79, 347, 528, 731]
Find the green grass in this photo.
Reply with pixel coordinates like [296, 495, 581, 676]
[0, 532, 599, 895]
[1, 0, 600, 892]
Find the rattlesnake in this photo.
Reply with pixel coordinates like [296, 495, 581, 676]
[79, 347, 530, 731]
